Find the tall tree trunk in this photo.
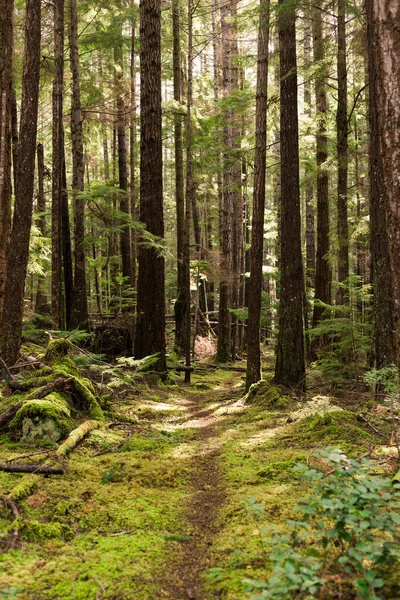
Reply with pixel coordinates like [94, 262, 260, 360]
[274, 0, 305, 391]
[303, 17, 315, 290]
[0, 0, 41, 364]
[311, 4, 331, 339]
[61, 139, 73, 329]
[172, 0, 187, 355]
[336, 0, 349, 304]
[368, 0, 398, 367]
[115, 43, 131, 284]
[134, 0, 166, 368]
[69, 0, 88, 330]
[0, 0, 13, 323]
[245, 0, 270, 391]
[52, 0, 64, 329]
[35, 142, 49, 315]
[130, 11, 137, 296]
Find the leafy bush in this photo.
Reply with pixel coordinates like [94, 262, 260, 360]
[243, 448, 400, 600]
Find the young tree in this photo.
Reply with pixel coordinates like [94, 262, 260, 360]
[134, 0, 166, 368]
[1, 0, 41, 364]
[370, 0, 400, 365]
[245, 0, 270, 391]
[274, 0, 305, 390]
[69, 0, 89, 330]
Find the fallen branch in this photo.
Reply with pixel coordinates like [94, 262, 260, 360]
[56, 420, 100, 457]
[0, 401, 23, 428]
[0, 463, 64, 475]
[1, 495, 20, 549]
[167, 365, 195, 373]
[357, 414, 386, 438]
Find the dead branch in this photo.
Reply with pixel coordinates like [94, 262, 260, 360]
[0, 401, 23, 428]
[56, 420, 100, 457]
[1, 495, 20, 549]
[0, 463, 64, 475]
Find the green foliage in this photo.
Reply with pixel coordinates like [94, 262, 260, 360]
[243, 448, 400, 600]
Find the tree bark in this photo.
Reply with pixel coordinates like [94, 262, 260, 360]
[134, 0, 166, 368]
[311, 4, 331, 336]
[0, 0, 13, 324]
[172, 0, 187, 355]
[274, 0, 305, 391]
[245, 0, 270, 391]
[336, 0, 349, 304]
[366, 0, 396, 369]
[0, 0, 41, 365]
[370, 0, 400, 366]
[69, 0, 89, 330]
[52, 0, 64, 330]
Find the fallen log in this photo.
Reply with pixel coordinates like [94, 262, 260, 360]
[167, 365, 195, 372]
[0, 401, 23, 428]
[23, 377, 72, 401]
[56, 420, 100, 457]
[0, 463, 64, 475]
[1, 495, 20, 549]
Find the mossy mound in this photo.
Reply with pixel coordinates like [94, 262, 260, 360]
[244, 381, 291, 411]
[276, 409, 372, 451]
[10, 393, 75, 442]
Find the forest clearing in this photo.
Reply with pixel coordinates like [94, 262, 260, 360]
[1, 337, 400, 599]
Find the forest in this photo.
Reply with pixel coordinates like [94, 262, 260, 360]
[1, 0, 400, 597]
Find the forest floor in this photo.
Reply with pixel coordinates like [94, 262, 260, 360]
[1, 354, 400, 600]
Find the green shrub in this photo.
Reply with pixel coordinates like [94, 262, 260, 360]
[243, 448, 400, 600]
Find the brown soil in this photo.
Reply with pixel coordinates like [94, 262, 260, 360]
[162, 399, 226, 600]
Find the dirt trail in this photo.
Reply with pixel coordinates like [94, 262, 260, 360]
[163, 397, 227, 600]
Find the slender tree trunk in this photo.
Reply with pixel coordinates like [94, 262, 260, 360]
[115, 43, 131, 285]
[61, 139, 73, 329]
[0, 0, 41, 364]
[368, 0, 398, 367]
[245, 0, 270, 391]
[311, 4, 331, 339]
[69, 0, 88, 329]
[274, 0, 305, 391]
[35, 142, 49, 314]
[134, 0, 166, 368]
[52, 0, 64, 329]
[130, 11, 137, 296]
[303, 18, 315, 290]
[0, 0, 13, 323]
[336, 0, 349, 304]
[173, 0, 187, 355]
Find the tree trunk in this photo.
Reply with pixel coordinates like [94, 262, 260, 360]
[274, 0, 305, 391]
[61, 140, 73, 330]
[172, 0, 187, 355]
[0, 0, 41, 365]
[370, 0, 400, 366]
[69, 0, 88, 330]
[336, 0, 349, 304]
[35, 143, 49, 315]
[52, 0, 64, 330]
[0, 0, 13, 324]
[303, 17, 315, 290]
[245, 0, 270, 391]
[134, 0, 166, 369]
[311, 4, 331, 338]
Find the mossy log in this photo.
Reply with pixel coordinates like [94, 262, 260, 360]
[7, 338, 104, 442]
[0, 401, 23, 428]
[56, 420, 100, 457]
[0, 463, 64, 475]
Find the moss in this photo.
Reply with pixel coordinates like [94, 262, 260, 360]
[10, 395, 75, 442]
[256, 456, 307, 482]
[9, 517, 73, 542]
[10, 476, 38, 501]
[44, 338, 73, 363]
[244, 381, 291, 411]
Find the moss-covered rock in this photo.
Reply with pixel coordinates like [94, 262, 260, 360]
[10, 393, 76, 442]
[244, 380, 291, 411]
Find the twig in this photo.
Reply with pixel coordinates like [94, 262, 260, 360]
[69, 342, 113, 367]
[1, 495, 20, 549]
[358, 414, 386, 437]
[6, 449, 55, 464]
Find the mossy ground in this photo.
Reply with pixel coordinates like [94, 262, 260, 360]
[0, 360, 397, 600]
